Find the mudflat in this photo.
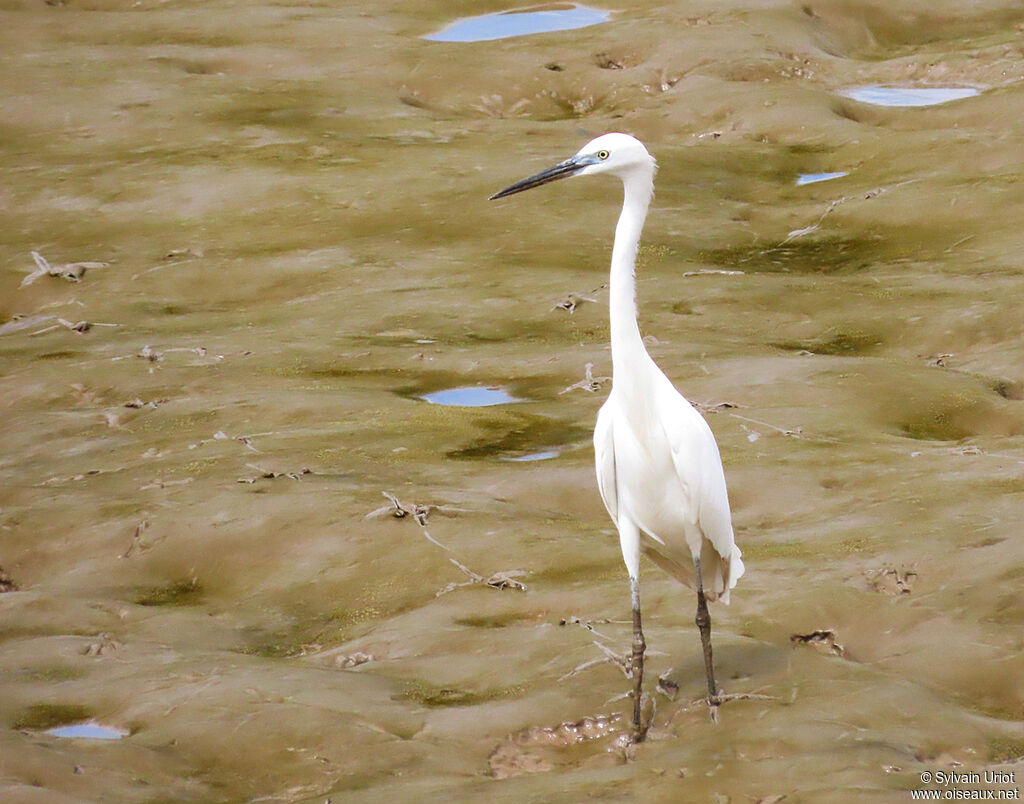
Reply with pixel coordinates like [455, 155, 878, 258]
[1, 1, 1023, 801]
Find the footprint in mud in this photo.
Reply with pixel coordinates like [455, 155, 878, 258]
[864, 564, 918, 595]
[790, 629, 846, 657]
[487, 714, 626, 779]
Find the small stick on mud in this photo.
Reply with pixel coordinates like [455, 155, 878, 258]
[437, 558, 526, 596]
[138, 477, 193, 491]
[682, 269, 744, 277]
[365, 491, 430, 524]
[778, 180, 919, 246]
[21, 251, 109, 287]
[560, 639, 631, 680]
[560, 637, 665, 681]
[728, 412, 837, 443]
[366, 491, 451, 550]
[558, 615, 616, 641]
[368, 492, 519, 590]
[559, 363, 611, 395]
[236, 464, 311, 483]
[729, 412, 805, 438]
[655, 670, 777, 707]
[551, 292, 598, 314]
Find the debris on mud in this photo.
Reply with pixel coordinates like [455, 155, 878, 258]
[120, 520, 150, 559]
[40, 469, 102, 486]
[914, 750, 964, 768]
[695, 400, 739, 414]
[559, 634, 663, 681]
[124, 398, 168, 409]
[137, 345, 163, 363]
[27, 317, 107, 336]
[334, 651, 375, 669]
[364, 491, 432, 525]
[865, 564, 918, 595]
[642, 67, 681, 94]
[657, 672, 680, 701]
[237, 465, 312, 483]
[138, 477, 193, 491]
[559, 363, 610, 394]
[729, 413, 806, 439]
[365, 491, 472, 551]
[558, 615, 615, 640]
[551, 292, 597, 313]
[593, 52, 631, 70]
[790, 629, 846, 657]
[165, 247, 204, 259]
[21, 251, 108, 287]
[0, 566, 19, 592]
[778, 182, 916, 247]
[438, 558, 527, 596]
[682, 268, 744, 277]
[488, 713, 625, 779]
[81, 635, 122, 657]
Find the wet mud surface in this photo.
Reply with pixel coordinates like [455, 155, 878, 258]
[1, 0, 1023, 801]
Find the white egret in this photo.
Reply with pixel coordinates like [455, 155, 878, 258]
[490, 133, 744, 740]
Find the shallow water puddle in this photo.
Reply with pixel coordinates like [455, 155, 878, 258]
[422, 386, 522, 407]
[424, 3, 610, 42]
[796, 171, 848, 186]
[840, 86, 980, 107]
[500, 449, 560, 462]
[47, 722, 127, 740]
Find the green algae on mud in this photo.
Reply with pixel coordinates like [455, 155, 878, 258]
[11, 704, 93, 732]
[1, 0, 1024, 800]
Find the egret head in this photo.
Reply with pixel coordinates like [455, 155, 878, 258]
[489, 133, 655, 200]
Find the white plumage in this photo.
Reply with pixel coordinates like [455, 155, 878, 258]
[491, 132, 743, 739]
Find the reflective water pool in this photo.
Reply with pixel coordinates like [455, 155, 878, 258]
[840, 86, 980, 107]
[424, 4, 610, 42]
[421, 386, 523, 406]
[499, 449, 561, 461]
[47, 723, 127, 740]
[796, 171, 849, 186]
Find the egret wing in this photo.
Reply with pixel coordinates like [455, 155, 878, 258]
[593, 400, 619, 525]
[659, 388, 744, 599]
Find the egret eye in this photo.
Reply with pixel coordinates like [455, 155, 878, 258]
[597, 150, 610, 160]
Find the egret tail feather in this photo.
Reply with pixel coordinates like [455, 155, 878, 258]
[641, 539, 742, 604]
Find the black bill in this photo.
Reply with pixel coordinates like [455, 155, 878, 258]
[489, 155, 592, 200]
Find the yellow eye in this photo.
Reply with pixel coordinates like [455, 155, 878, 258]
[598, 150, 610, 160]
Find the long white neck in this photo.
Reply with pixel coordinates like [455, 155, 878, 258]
[609, 167, 656, 387]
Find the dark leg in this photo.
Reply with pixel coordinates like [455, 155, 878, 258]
[629, 574, 648, 742]
[693, 558, 721, 721]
